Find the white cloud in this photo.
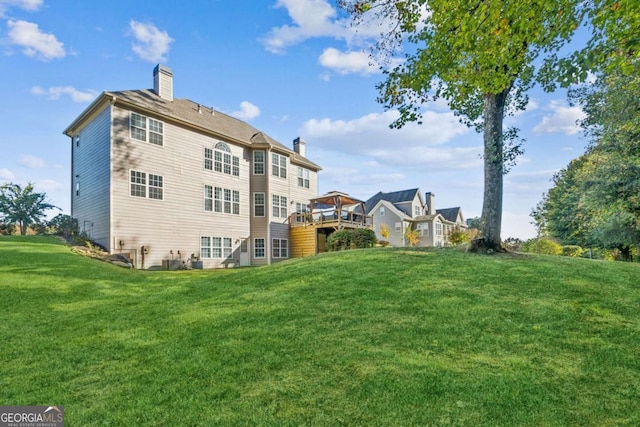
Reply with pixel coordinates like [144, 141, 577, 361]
[0, 168, 15, 181]
[19, 154, 47, 168]
[319, 48, 379, 75]
[6, 20, 66, 60]
[0, 0, 42, 17]
[302, 109, 468, 151]
[533, 100, 585, 136]
[261, 0, 348, 54]
[129, 20, 173, 63]
[230, 101, 260, 121]
[31, 86, 96, 102]
[301, 109, 476, 170]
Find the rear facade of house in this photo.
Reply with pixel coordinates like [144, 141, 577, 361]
[64, 65, 320, 269]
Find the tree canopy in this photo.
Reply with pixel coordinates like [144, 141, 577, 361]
[532, 37, 640, 258]
[0, 182, 59, 235]
[340, 0, 590, 252]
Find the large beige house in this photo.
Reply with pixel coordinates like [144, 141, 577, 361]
[64, 65, 320, 269]
[365, 189, 466, 247]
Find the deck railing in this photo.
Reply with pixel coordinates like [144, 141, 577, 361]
[289, 211, 370, 228]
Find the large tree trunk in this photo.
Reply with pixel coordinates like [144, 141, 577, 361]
[470, 90, 509, 253]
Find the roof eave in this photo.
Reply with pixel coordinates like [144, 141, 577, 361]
[63, 92, 112, 136]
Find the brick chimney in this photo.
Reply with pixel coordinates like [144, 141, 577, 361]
[425, 192, 436, 215]
[153, 64, 173, 101]
[293, 137, 306, 157]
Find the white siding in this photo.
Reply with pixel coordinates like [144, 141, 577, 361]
[109, 106, 251, 269]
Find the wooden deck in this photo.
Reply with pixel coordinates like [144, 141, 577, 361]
[288, 212, 371, 258]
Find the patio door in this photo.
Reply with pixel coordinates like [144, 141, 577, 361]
[239, 239, 250, 266]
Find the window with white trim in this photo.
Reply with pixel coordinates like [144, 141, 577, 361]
[200, 237, 211, 258]
[272, 194, 288, 218]
[200, 236, 235, 259]
[417, 223, 429, 236]
[254, 238, 265, 258]
[272, 238, 288, 258]
[253, 150, 265, 175]
[254, 193, 265, 217]
[206, 186, 239, 214]
[204, 185, 213, 211]
[414, 206, 421, 217]
[436, 223, 443, 236]
[130, 112, 163, 146]
[380, 206, 385, 216]
[148, 174, 163, 200]
[206, 142, 239, 176]
[395, 222, 402, 232]
[130, 170, 163, 200]
[272, 153, 287, 178]
[204, 148, 213, 170]
[297, 167, 310, 188]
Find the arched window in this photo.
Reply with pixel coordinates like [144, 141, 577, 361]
[205, 141, 239, 176]
[215, 142, 230, 152]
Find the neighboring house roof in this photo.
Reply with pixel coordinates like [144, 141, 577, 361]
[437, 207, 463, 223]
[364, 188, 420, 215]
[63, 89, 321, 171]
[369, 199, 413, 222]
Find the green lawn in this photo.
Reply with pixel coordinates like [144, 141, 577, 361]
[1, 236, 639, 426]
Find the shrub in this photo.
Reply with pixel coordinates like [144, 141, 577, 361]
[0, 222, 14, 235]
[48, 214, 79, 238]
[327, 230, 353, 251]
[448, 227, 477, 245]
[524, 237, 563, 255]
[378, 224, 390, 240]
[404, 226, 420, 247]
[351, 228, 376, 249]
[327, 229, 376, 251]
[562, 245, 584, 257]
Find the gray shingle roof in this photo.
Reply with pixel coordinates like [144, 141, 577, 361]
[437, 207, 461, 223]
[66, 89, 321, 170]
[364, 188, 420, 214]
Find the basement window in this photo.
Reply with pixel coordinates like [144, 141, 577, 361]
[272, 239, 288, 258]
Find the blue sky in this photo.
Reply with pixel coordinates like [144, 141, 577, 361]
[0, 0, 589, 239]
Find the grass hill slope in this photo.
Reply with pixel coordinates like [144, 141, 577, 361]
[1, 236, 639, 426]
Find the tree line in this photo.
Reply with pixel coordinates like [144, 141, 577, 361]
[532, 61, 639, 261]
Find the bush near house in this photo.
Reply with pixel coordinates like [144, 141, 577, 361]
[404, 226, 420, 247]
[448, 227, 477, 245]
[327, 229, 376, 251]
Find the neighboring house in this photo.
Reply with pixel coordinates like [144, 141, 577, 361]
[64, 64, 321, 269]
[365, 189, 466, 247]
